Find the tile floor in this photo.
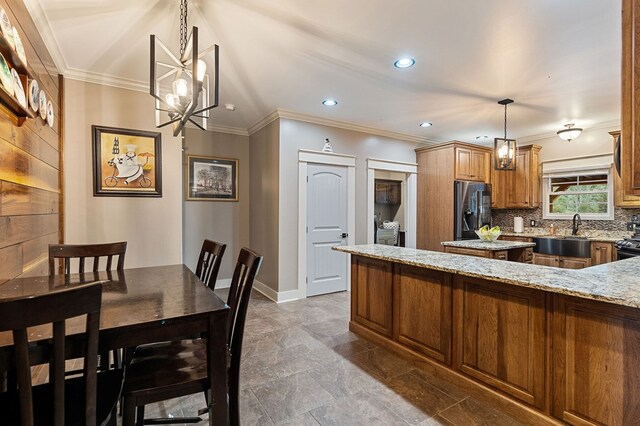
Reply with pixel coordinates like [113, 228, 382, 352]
[137, 289, 529, 425]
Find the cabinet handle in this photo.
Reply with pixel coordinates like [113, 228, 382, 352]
[596, 247, 601, 251]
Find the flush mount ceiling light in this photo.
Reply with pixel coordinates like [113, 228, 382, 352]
[476, 135, 488, 140]
[419, 122, 432, 128]
[557, 123, 583, 141]
[494, 99, 517, 171]
[394, 57, 416, 68]
[322, 99, 338, 106]
[150, 0, 219, 137]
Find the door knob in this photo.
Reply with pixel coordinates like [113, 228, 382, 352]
[340, 233, 349, 238]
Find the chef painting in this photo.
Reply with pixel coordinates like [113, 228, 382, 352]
[107, 142, 143, 185]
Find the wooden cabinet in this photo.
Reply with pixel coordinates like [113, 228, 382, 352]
[416, 142, 491, 251]
[351, 256, 393, 336]
[500, 235, 533, 243]
[610, 131, 640, 207]
[591, 241, 616, 265]
[492, 145, 541, 209]
[533, 253, 591, 269]
[455, 147, 490, 183]
[622, 0, 640, 196]
[454, 276, 547, 408]
[393, 265, 452, 364]
[552, 295, 640, 425]
[375, 179, 401, 205]
[443, 246, 523, 262]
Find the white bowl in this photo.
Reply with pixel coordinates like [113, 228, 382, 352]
[475, 230, 501, 242]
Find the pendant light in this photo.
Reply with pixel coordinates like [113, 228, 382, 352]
[557, 123, 583, 142]
[494, 99, 517, 171]
[150, 0, 219, 137]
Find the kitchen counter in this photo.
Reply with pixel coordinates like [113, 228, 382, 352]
[500, 229, 631, 243]
[334, 244, 640, 308]
[441, 240, 536, 251]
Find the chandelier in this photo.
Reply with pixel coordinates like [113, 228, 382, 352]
[494, 99, 517, 171]
[150, 0, 219, 137]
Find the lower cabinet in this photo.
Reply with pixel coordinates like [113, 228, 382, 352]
[552, 296, 640, 425]
[591, 241, 616, 265]
[351, 256, 393, 336]
[533, 253, 592, 269]
[393, 265, 452, 364]
[453, 276, 547, 409]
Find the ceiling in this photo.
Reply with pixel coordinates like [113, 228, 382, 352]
[26, 0, 621, 143]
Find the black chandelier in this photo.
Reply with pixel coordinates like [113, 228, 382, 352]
[150, 0, 219, 137]
[494, 99, 517, 171]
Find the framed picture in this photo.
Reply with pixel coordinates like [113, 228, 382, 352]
[92, 125, 162, 197]
[186, 155, 238, 201]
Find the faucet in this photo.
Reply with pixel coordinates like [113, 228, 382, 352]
[572, 214, 582, 235]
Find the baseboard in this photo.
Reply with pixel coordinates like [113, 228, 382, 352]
[216, 278, 232, 289]
[252, 280, 300, 303]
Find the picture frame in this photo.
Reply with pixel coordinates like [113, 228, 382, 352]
[186, 155, 238, 201]
[92, 125, 162, 197]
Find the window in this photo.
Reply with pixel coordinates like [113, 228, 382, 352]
[542, 167, 613, 220]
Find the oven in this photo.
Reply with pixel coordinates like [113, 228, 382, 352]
[617, 250, 639, 260]
[615, 238, 640, 260]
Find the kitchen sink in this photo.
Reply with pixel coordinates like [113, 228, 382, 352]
[533, 236, 591, 258]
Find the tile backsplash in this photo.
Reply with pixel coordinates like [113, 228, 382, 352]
[493, 207, 640, 232]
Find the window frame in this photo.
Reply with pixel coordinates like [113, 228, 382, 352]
[542, 166, 614, 221]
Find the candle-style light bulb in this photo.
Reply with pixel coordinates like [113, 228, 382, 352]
[165, 93, 176, 108]
[173, 78, 188, 97]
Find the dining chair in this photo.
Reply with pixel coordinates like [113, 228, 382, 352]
[121, 247, 263, 426]
[0, 283, 123, 426]
[195, 239, 227, 290]
[48, 242, 127, 276]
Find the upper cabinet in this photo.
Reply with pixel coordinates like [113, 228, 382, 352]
[492, 145, 541, 209]
[375, 180, 401, 205]
[611, 130, 640, 207]
[454, 146, 490, 183]
[622, 0, 640, 196]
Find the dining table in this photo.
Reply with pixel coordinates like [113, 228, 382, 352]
[0, 264, 230, 425]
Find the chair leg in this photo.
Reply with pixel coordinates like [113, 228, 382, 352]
[122, 397, 137, 426]
[136, 405, 145, 426]
[229, 375, 240, 426]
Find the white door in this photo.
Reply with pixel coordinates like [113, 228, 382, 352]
[307, 163, 349, 296]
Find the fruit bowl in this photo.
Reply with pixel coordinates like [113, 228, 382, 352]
[475, 226, 501, 242]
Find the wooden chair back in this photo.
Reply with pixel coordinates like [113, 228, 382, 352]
[48, 242, 127, 275]
[0, 283, 102, 426]
[195, 240, 226, 290]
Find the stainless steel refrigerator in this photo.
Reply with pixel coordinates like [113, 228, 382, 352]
[454, 181, 492, 241]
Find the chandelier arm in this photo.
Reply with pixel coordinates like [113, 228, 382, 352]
[187, 117, 206, 131]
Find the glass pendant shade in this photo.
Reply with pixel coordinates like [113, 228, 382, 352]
[494, 138, 517, 170]
[150, 26, 219, 137]
[557, 124, 583, 141]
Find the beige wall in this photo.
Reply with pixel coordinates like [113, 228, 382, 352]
[249, 120, 280, 291]
[63, 79, 182, 268]
[183, 128, 250, 281]
[279, 118, 420, 292]
[526, 124, 619, 163]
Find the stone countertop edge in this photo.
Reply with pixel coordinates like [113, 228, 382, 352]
[500, 232, 628, 243]
[333, 244, 640, 309]
[440, 240, 536, 250]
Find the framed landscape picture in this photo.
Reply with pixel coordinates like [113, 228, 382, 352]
[186, 155, 238, 201]
[92, 125, 162, 197]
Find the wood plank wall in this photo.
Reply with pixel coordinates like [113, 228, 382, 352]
[0, 0, 62, 283]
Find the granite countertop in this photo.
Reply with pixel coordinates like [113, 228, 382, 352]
[334, 244, 640, 309]
[441, 240, 536, 251]
[500, 228, 631, 243]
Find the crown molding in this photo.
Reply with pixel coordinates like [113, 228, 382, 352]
[517, 120, 621, 143]
[23, 0, 69, 73]
[247, 110, 280, 135]
[64, 67, 149, 92]
[206, 123, 249, 137]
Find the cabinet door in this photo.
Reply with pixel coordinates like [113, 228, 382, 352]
[552, 295, 640, 425]
[533, 253, 559, 267]
[559, 257, 591, 269]
[506, 150, 531, 208]
[454, 276, 547, 408]
[471, 151, 489, 183]
[375, 182, 389, 204]
[622, 0, 640, 195]
[444, 246, 491, 258]
[388, 181, 401, 204]
[393, 265, 452, 364]
[455, 147, 473, 180]
[491, 169, 508, 208]
[591, 242, 615, 265]
[351, 256, 393, 336]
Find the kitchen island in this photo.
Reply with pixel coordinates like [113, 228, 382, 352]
[334, 244, 640, 426]
[441, 239, 535, 262]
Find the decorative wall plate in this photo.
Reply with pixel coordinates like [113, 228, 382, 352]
[11, 68, 25, 108]
[13, 27, 26, 65]
[38, 89, 47, 120]
[46, 100, 54, 127]
[28, 79, 38, 111]
[0, 53, 13, 94]
[0, 9, 13, 49]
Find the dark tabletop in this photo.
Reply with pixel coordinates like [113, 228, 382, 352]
[0, 264, 228, 348]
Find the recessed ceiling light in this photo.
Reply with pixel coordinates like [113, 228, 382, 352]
[322, 99, 338, 106]
[394, 57, 416, 68]
[419, 122, 432, 128]
[476, 135, 488, 140]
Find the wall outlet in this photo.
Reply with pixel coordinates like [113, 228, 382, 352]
[628, 223, 637, 231]
[530, 220, 537, 227]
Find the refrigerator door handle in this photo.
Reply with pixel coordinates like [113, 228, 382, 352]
[476, 190, 483, 230]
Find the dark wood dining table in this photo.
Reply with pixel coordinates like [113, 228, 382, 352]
[0, 264, 230, 425]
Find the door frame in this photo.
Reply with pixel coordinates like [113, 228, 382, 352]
[298, 149, 356, 299]
[367, 158, 418, 248]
